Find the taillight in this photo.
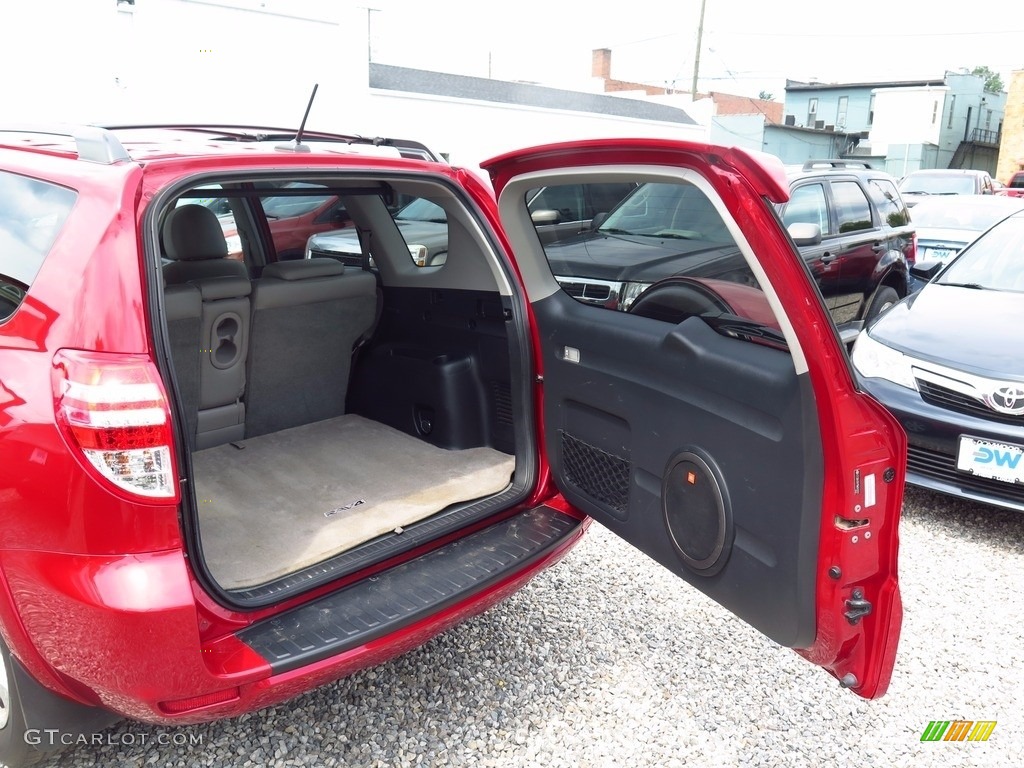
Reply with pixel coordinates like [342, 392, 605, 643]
[907, 232, 917, 266]
[52, 350, 179, 501]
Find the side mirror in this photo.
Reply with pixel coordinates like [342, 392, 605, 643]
[910, 261, 944, 281]
[531, 209, 560, 225]
[787, 222, 822, 246]
[590, 211, 609, 230]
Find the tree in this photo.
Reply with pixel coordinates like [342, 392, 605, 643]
[971, 66, 1004, 93]
[758, 90, 774, 101]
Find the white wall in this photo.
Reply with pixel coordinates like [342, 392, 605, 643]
[1, 0, 705, 182]
[868, 85, 950, 156]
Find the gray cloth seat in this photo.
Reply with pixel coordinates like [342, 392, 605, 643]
[162, 204, 251, 448]
[246, 258, 377, 438]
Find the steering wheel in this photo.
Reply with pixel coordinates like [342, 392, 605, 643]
[626, 276, 733, 324]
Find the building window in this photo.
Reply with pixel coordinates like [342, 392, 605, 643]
[836, 96, 848, 128]
[932, 100, 938, 125]
[868, 94, 875, 126]
[947, 95, 956, 129]
[985, 110, 993, 130]
[807, 98, 818, 126]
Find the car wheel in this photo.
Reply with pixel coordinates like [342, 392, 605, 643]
[0, 640, 44, 768]
[864, 286, 899, 325]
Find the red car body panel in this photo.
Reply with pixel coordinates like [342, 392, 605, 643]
[0, 131, 905, 743]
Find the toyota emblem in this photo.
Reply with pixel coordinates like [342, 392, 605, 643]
[986, 384, 1024, 415]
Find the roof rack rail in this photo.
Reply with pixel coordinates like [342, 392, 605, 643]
[802, 159, 873, 170]
[102, 124, 441, 162]
[0, 124, 130, 164]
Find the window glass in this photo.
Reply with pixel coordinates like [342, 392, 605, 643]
[534, 181, 785, 351]
[528, 185, 585, 222]
[867, 178, 909, 228]
[938, 214, 1024, 291]
[782, 183, 829, 233]
[0, 171, 77, 321]
[831, 181, 873, 233]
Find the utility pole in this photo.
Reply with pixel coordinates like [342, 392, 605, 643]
[691, 0, 708, 98]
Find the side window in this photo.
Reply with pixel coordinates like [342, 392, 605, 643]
[528, 186, 585, 222]
[782, 183, 829, 234]
[533, 180, 784, 351]
[866, 178, 909, 228]
[255, 182, 343, 262]
[585, 183, 638, 218]
[391, 197, 449, 267]
[0, 171, 77, 322]
[831, 181, 874, 233]
[294, 193, 449, 269]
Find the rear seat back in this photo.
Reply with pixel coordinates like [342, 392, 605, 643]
[246, 258, 377, 437]
[164, 283, 202, 448]
[162, 204, 252, 448]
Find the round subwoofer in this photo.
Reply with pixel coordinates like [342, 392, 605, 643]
[662, 450, 732, 576]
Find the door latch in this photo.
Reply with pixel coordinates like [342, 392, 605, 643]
[844, 588, 872, 625]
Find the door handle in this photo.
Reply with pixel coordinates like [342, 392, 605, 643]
[872, 243, 887, 253]
[821, 253, 837, 264]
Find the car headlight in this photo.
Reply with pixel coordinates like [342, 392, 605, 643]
[850, 331, 918, 390]
[408, 244, 429, 267]
[620, 281, 653, 310]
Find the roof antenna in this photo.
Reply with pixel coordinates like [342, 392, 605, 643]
[277, 84, 318, 152]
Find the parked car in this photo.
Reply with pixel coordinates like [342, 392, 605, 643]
[905, 195, 1024, 290]
[852, 210, 1024, 512]
[0, 125, 905, 765]
[996, 170, 1024, 198]
[542, 164, 915, 343]
[305, 182, 638, 267]
[897, 168, 995, 207]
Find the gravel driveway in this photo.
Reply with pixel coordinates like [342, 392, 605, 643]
[40, 487, 1023, 768]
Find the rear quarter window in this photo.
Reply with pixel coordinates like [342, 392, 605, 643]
[0, 171, 77, 322]
[867, 178, 910, 228]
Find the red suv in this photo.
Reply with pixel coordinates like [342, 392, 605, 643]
[0, 125, 906, 765]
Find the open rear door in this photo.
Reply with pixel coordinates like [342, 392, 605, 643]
[482, 139, 906, 699]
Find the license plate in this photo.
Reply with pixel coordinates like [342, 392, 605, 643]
[927, 247, 953, 262]
[956, 436, 1024, 483]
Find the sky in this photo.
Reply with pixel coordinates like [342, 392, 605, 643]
[366, 0, 1024, 99]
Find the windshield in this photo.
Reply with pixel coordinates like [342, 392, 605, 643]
[911, 199, 1024, 231]
[395, 198, 447, 223]
[936, 213, 1024, 291]
[899, 174, 977, 195]
[600, 183, 735, 243]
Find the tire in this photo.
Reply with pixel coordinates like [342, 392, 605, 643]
[0, 640, 44, 768]
[864, 285, 899, 325]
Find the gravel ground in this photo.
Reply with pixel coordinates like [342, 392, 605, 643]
[39, 487, 1023, 768]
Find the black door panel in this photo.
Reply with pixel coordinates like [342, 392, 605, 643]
[536, 290, 823, 648]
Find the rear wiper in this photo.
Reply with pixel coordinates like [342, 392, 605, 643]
[702, 313, 788, 348]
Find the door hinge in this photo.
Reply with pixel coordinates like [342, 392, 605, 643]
[844, 588, 872, 625]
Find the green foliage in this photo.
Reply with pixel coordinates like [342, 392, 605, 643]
[758, 90, 774, 101]
[971, 66, 1004, 93]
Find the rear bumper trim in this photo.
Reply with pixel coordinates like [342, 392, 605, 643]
[237, 505, 580, 674]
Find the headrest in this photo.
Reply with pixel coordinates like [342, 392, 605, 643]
[162, 204, 229, 261]
[261, 258, 345, 281]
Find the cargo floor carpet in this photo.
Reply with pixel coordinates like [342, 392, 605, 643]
[193, 414, 515, 590]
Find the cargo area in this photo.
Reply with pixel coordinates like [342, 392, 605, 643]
[156, 175, 527, 600]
